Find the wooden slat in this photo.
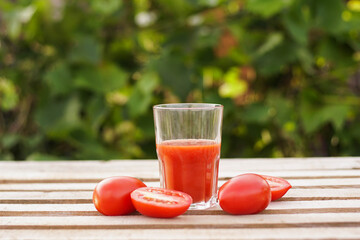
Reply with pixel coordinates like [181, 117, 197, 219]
[1, 169, 359, 183]
[1, 158, 359, 172]
[1, 188, 359, 201]
[220, 158, 360, 171]
[0, 183, 97, 191]
[221, 169, 360, 179]
[287, 178, 360, 187]
[1, 200, 360, 212]
[0, 191, 92, 200]
[1, 213, 360, 229]
[0, 204, 95, 212]
[1, 228, 360, 240]
[0, 182, 159, 191]
[1, 177, 359, 192]
[1, 159, 359, 239]
[267, 200, 360, 210]
[281, 188, 360, 200]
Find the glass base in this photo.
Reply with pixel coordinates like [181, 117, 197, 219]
[189, 196, 217, 210]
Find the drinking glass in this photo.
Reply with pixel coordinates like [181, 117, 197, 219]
[153, 103, 223, 210]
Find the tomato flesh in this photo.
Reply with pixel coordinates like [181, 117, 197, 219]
[131, 187, 192, 218]
[93, 176, 146, 216]
[261, 175, 292, 201]
[218, 173, 271, 215]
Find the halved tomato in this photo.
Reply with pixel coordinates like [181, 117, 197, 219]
[131, 187, 192, 218]
[261, 175, 292, 201]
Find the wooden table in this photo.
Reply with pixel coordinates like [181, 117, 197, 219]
[0, 158, 360, 239]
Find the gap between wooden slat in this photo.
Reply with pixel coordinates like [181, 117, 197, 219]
[1, 185, 359, 192]
[0, 199, 92, 204]
[2, 196, 360, 204]
[1, 175, 360, 184]
[1, 208, 360, 217]
[1, 178, 359, 190]
[1, 222, 360, 230]
[1, 158, 358, 169]
[1, 228, 360, 240]
[279, 197, 360, 201]
[0, 190, 93, 192]
[292, 185, 360, 189]
[0, 178, 158, 184]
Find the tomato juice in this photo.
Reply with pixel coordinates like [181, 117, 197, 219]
[156, 139, 221, 204]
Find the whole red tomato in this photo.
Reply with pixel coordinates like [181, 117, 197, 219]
[218, 173, 271, 215]
[93, 176, 146, 216]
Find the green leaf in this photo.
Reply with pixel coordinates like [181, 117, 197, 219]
[242, 103, 271, 124]
[26, 153, 64, 161]
[311, 0, 345, 34]
[300, 102, 350, 133]
[6, 15, 22, 40]
[44, 62, 74, 96]
[3, 6, 36, 39]
[136, 112, 155, 139]
[219, 68, 248, 98]
[1, 134, 20, 149]
[90, 0, 122, 15]
[256, 32, 284, 57]
[255, 41, 298, 75]
[75, 64, 128, 93]
[86, 96, 108, 132]
[137, 71, 160, 94]
[246, 0, 294, 18]
[35, 95, 82, 138]
[0, 77, 19, 111]
[75, 140, 121, 160]
[203, 91, 235, 117]
[127, 87, 152, 118]
[283, 1, 310, 45]
[69, 35, 102, 64]
[266, 94, 294, 126]
[155, 54, 193, 101]
[0, 153, 14, 160]
[155, 0, 192, 17]
[317, 39, 355, 70]
[18, 5, 36, 23]
[35, 97, 66, 130]
[295, 46, 314, 74]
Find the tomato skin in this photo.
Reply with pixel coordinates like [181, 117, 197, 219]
[218, 173, 271, 215]
[261, 175, 292, 201]
[93, 176, 146, 216]
[131, 187, 192, 218]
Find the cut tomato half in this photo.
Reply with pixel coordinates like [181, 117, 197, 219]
[261, 175, 292, 201]
[131, 187, 192, 218]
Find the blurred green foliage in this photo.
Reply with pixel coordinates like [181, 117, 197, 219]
[1, 0, 360, 160]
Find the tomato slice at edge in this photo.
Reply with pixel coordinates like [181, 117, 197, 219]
[131, 187, 193, 218]
[261, 175, 292, 201]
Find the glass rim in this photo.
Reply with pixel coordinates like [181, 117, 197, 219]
[153, 103, 223, 110]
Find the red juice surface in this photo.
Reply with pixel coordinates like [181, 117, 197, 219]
[156, 139, 221, 203]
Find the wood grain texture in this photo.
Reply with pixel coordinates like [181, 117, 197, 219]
[1, 228, 360, 240]
[1, 188, 359, 201]
[0, 158, 360, 239]
[1, 169, 360, 183]
[1, 213, 360, 228]
[0, 178, 359, 192]
[1, 157, 359, 172]
[1, 200, 360, 213]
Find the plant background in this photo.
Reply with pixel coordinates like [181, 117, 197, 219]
[1, 0, 360, 160]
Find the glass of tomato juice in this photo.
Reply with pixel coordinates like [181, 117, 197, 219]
[153, 103, 223, 210]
